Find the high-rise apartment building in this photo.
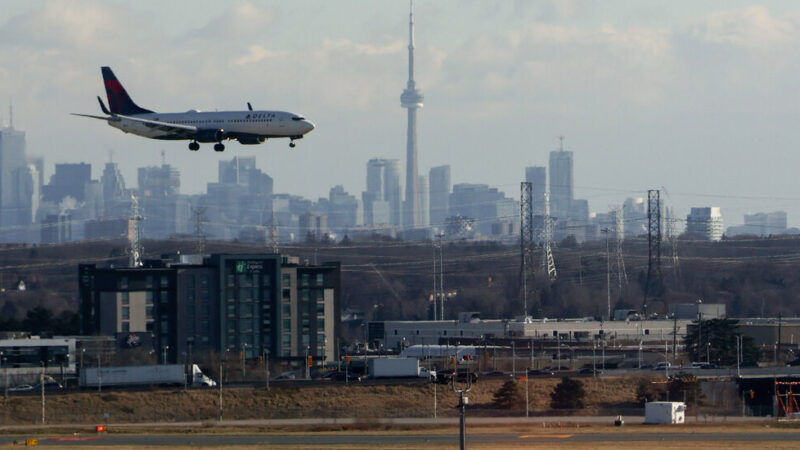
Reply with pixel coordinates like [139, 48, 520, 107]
[686, 207, 723, 241]
[79, 253, 341, 365]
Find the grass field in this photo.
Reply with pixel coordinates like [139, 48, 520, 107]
[0, 376, 648, 425]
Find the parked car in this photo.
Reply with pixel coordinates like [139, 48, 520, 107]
[651, 362, 673, 371]
[273, 371, 298, 380]
[578, 367, 602, 375]
[32, 381, 63, 391]
[787, 358, 800, 367]
[8, 384, 33, 392]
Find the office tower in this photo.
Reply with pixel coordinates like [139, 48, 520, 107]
[0, 117, 27, 232]
[686, 207, 723, 241]
[418, 175, 429, 227]
[401, 1, 424, 229]
[429, 165, 450, 228]
[548, 150, 573, 221]
[524, 166, 546, 215]
[218, 156, 256, 185]
[138, 164, 180, 197]
[449, 183, 518, 235]
[362, 158, 402, 226]
[42, 163, 91, 204]
[327, 185, 359, 234]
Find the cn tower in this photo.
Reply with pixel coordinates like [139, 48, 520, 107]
[401, 0, 424, 229]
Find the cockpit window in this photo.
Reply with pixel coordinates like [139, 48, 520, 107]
[291, 116, 305, 121]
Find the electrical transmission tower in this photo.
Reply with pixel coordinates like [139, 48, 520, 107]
[127, 194, 144, 267]
[520, 182, 534, 317]
[192, 206, 207, 254]
[610, 205, 628, 291]
[642, 189, 663, 316]
[540, 193, 557, 281]
[664, 207, 682, 286]
[269, 210, 279, 254]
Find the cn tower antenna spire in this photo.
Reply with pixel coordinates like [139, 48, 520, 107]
[402, 0, 424, 230]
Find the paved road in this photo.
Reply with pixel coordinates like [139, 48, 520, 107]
[2, 431, 798, 447]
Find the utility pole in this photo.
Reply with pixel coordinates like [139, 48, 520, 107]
[602, 228, 611, 321]
[438, 232, 445, 320]
[218, 360, 223, 421]
[40, 361, 46, 424]
[642, 189, 662, 317]
[432, 239, 438, 320]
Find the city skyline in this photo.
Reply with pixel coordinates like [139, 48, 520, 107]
[3, 2, 800, 225]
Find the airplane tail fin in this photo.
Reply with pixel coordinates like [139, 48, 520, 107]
[101, 66, 154, 115]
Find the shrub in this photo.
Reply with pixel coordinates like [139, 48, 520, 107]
[549, 377, 586, 410]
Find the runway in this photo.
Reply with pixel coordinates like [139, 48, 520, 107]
[2, 430, 799, 447]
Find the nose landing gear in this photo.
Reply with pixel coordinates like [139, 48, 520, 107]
[289, 140, 296, 148]
[188, 141, 200, 151]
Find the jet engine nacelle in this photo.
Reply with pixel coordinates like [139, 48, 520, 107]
[196, 128, 227, 143]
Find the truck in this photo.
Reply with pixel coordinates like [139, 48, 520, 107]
[80, 364, 215, 388]
[368, 358, 421, 378]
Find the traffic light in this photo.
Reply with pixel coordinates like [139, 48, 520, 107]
[307, 355, 313, 368]
[345, 355, 351, 365]
[750, 389, 755, 399]
[450, 356, 456, 367]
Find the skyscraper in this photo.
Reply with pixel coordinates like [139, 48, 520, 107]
[362, 158, 402, 226]
[0, 114, 28, 235]
[548, 150, 573, 221]
[401, 0, 424, 229]
[418, 175, 429, 227]
[524, 166, 546, 215]
[429, 165, 450, 228]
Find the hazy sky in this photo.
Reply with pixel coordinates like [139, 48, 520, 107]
[2, 1, 800, 228]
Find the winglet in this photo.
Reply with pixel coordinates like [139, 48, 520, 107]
[97, 96, 111, 115]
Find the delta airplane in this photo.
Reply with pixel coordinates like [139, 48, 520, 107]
[73, 67, 315, 151]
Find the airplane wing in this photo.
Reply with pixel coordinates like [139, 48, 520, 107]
[114, 114, 198, 136]
[71, 113, 120, 121]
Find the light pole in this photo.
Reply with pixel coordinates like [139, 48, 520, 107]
[638, 340, 643, 369]
[40, 361, 46, 425]
[3, 355, 7, 399]
[736, 335, 741, 377]
[162, 345, 169, 365]
[97, 352, 102, 394]
[218, 358, 223, 421]
[263, 349, 270, 390]
[511, 341, 515, 378]
[451, 366, 472, 450]
[706, 342, 711, 365]
[592, 341, 597, 378]
[182, 352, 187, 391]
[241, 343, 248, 380]
[305, 345, 310, 379]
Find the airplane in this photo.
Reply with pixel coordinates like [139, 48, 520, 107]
[73, 67, 315, 152]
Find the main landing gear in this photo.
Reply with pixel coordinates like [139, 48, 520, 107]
[214, 143, 225, 152]
[188, 141, 200, 151]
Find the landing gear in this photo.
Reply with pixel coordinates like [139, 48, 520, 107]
[188, 141, 200, 151]
[214, 143, 225, 152]
[289, 141, 296, 148]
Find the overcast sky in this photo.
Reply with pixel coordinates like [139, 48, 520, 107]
[2, 1, 800, 228]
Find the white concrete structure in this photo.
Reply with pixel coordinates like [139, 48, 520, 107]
[686, 207, 723, 241]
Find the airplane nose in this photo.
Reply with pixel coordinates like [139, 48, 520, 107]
[303, 120, 315, 133]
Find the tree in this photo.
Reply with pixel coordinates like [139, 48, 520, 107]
[492, 380, 524, 409]
[684, 318, 760, 366]
[550, 377, 586, 410]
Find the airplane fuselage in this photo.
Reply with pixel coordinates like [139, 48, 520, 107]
[109, 109, 313, 144]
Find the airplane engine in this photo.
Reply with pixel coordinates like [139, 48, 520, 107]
[196, 128, 228, 143]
